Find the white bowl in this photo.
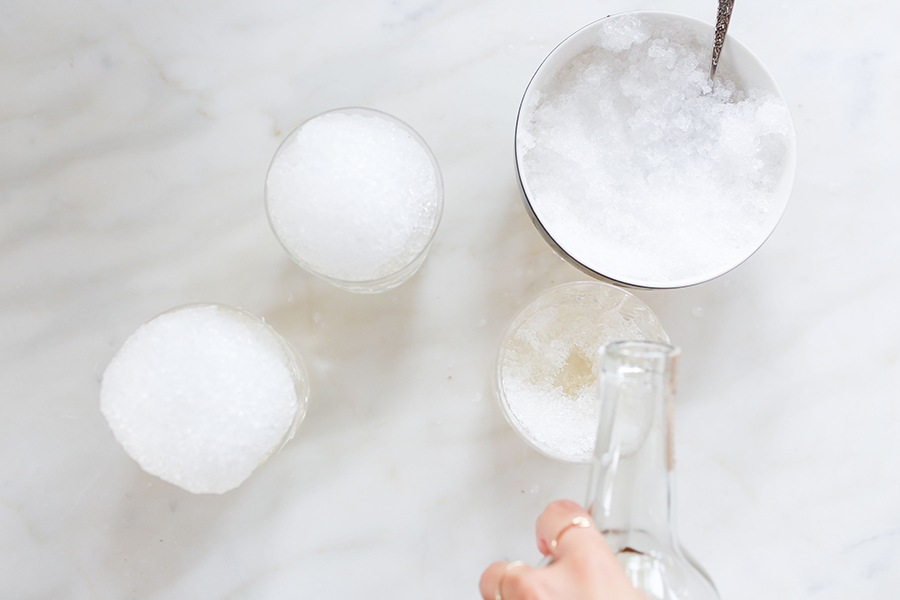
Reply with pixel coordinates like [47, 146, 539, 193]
[515, 12, 797, 289]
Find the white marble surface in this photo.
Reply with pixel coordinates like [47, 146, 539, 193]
[2, 0, 899, 598]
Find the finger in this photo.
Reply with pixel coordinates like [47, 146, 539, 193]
[535, 501, 641, 598]
[535, 499, 606, 558]
[479, 560, 533, 600]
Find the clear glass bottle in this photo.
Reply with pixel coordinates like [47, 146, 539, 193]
[586, 341, 720, 600]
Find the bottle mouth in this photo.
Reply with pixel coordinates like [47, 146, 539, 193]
[597, 341, 680, 458]
[602, 341, 680, 374]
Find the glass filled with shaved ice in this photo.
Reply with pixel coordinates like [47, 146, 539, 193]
[266, 107, 443, 293]
[495, 281, 669, 463]
[100, 304, 308, 494]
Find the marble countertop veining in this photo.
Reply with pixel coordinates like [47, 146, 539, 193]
[2, 0, 899, 598]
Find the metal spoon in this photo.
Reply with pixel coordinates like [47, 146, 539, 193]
[709, 0, 735, 83]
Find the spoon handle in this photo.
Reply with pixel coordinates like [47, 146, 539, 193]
[709, 0, 735, 82]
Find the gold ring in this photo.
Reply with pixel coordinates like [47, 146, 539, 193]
[494, 560, 527, 600]
[548, 516, 592, 553]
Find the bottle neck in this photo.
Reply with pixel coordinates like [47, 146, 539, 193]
[588, 433, 675, 549]
[586, 342, 678, 551]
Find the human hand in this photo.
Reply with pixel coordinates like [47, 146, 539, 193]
[479, 500, 645, 600]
